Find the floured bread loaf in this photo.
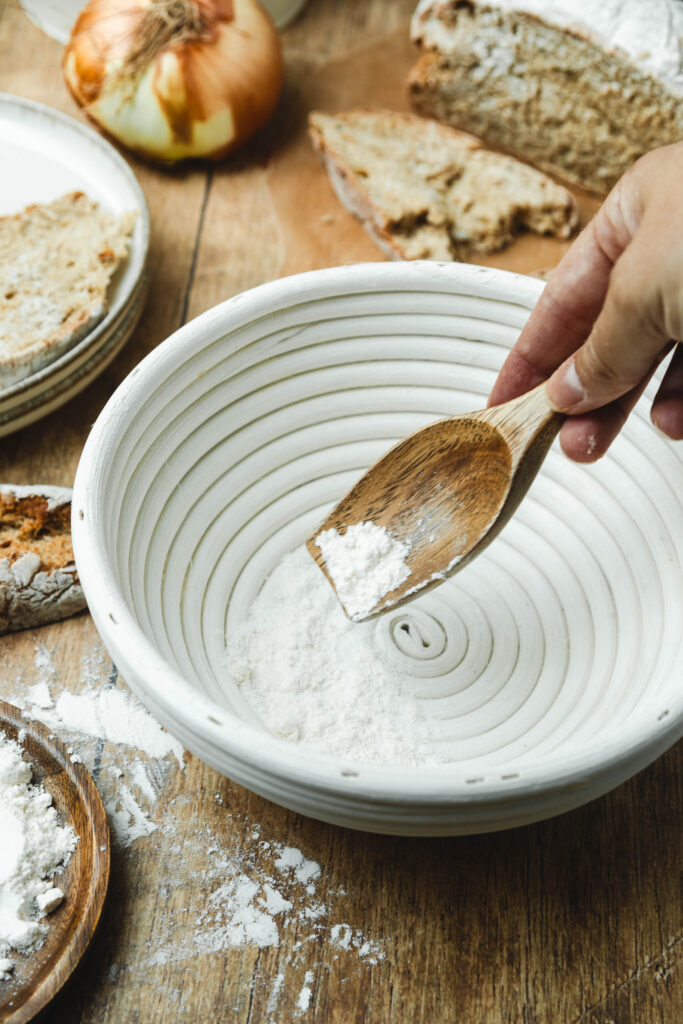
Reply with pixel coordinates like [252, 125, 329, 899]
[0, 485, 86, 635]
[0, 192, 135, 387]
[409, 0, 683, 195]
[309, 108, 577, 260]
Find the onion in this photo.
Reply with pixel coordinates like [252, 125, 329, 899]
[63, 0, 283, 162]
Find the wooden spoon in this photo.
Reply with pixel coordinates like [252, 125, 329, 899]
[307, 382, 563, 621]
[0, 700, 110, 1024]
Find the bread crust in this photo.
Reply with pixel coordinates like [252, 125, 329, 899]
[0, 485, 86, 634]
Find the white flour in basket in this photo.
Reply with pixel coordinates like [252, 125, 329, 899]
[0, 732, 76, 979]
[226, 536, 441, 766]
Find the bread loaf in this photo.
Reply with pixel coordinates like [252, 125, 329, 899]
[0, 485, 86, 635]
[408, 0, 683, 195]
[0, 192, 135, 387]
[309, 108, 577, 261]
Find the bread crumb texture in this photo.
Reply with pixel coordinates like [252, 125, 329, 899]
[0, 191, 135, 386]
[309, 108, 577, 260]
[0, 486, 86, 634]
[409, 0, 683, 194]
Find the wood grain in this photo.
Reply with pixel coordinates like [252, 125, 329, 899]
[0, 3, 681, 1023]
[0, 700, 110, 1024]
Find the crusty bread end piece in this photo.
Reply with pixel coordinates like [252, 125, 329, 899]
[308, 109, 577, 261]
[408, 0, 683, 195]
[0, 485, 86, 634]
[0, 191, 135, 388]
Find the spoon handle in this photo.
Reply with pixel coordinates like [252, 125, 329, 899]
[478, 382, 564, 469]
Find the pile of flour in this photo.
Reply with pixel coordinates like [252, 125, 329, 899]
[315, 522, 411, 620]
[0, 733, 76, 980]
[226, 542, 440, 766]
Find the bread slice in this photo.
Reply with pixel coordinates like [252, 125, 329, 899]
[409, 0, 683, 195]
[0, 192, 135, 388]
[0, 485, 86, 634]
[308, 109, 577, 261]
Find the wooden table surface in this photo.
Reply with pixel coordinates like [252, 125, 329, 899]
[1, 2, 681, 1022]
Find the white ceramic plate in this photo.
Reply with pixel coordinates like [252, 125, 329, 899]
[0, 93, 149, 431]
[72, 263, 683, 835]
[19, 0, 85, 43]
[0, 278, 147, 437]
[19, 0, 310, 39]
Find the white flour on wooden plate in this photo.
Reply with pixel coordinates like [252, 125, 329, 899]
[226, 544, 440, 766]
[0, 732, 76, 979]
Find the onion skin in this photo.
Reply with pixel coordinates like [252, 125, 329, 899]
[63, 0, 283, 163]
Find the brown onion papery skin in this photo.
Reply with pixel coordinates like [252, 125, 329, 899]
[64, 0, 283, 161]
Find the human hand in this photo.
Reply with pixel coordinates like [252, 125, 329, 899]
[488, 142, 683, 462]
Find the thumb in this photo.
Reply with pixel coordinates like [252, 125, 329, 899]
[545, 240, 672, 414]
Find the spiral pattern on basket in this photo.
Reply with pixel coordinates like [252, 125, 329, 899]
[102, 269, 682, 773]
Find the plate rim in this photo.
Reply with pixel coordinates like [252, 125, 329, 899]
[0, 274, 148, 436]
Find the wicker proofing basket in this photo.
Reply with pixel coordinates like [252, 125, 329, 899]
[72, 262, 683, 835]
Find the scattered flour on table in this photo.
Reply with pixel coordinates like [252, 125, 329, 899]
[266, 971, 285, 1014]
[8, 643, 185, 848]
[37, 689, 184, 765]
[226, 546, 440, 766]
[315, 521, 411, 620]
[133, 814, 385, 972]
[297, 970, 314, 1013]
[106, 783, 158, 847]
[0, 733, 76, 979]
[3, 640, 387, 1012]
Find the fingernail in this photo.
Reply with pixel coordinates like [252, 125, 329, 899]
[651, 406, 668, 436]
[651, 402, 683, 440]
[546, 358, 586, 412]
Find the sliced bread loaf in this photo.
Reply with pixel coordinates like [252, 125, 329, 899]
[309, 108, 577, 260]
[409, 0, 683, 195]
[0, 191, 135, 388]
[0, 485, 86, 634]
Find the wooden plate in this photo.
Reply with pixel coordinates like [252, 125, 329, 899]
[0, 700, 110, 1024]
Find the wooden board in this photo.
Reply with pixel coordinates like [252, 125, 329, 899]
[266, 26, 600, 278]
[0, 701, 110, 1024]
[0, 3, 680, 1023]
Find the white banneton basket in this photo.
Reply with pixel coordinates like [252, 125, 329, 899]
[72, 263, 683, 835]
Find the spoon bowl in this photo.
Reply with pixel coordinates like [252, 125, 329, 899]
[308, 383, 563, 619]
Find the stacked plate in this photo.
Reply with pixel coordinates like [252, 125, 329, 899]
[73, 263, 683, 835]
[0, 94, 149, 437]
